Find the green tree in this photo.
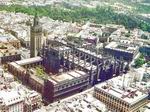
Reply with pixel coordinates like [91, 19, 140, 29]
[0, 5, 150, 32]
[134, 58, 145, 68]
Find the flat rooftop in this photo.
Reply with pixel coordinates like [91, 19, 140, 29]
[28, 66, 88, 85]
[0, 34, 18, 43]
[15, 56, 43, 65]
[9, 62, 26, 71]
[0, 90, 24, 106]
[105, 41, 138, 53]
[95, 75, 148, 105]
[49, 70, 88, 85]
[0, 43, 20, 57]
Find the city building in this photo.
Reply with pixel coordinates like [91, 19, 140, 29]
[10, 25, 30, 48]
[8, 57, 44, 93]
[105, 40, 139, 61]
[0, 0, 12, 5]
[3, 72, 14, 83]
[8, 56, 90, 103]
[30, 14, 43, 58]
[94, 73, 150, 112]
[44, 39, 128, 85]
[0, 88, 42, 112]
[139, 45, 150, 60]
[0, 33, 21, 48]
[43, 69, 89, 103]
[35, 88, 108, 112]
[0, 43, 21, 64]
[0, 90, 24, 112]
[24, 91, 42, 112]
[0, 30, 21, 64]
[0, 66, 42, 112]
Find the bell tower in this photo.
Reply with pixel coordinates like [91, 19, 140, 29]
[30, 13, 43, 57]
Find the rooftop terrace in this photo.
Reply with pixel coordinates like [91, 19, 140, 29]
[50, 70, 87, 84]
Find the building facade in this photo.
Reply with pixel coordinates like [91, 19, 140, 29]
[94, 76, 149, 112]
[8, 57, 89, 103]
[43, 70, 90, 103]
[0, 90, 24, 112]
[105, 41, 139, 61]
[139, 46, 150, 61]
[24, 91, 42, 112]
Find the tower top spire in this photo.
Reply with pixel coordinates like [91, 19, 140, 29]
[33, 10, 39, 26]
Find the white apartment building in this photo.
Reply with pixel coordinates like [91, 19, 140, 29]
[0, 90, 24, 112]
